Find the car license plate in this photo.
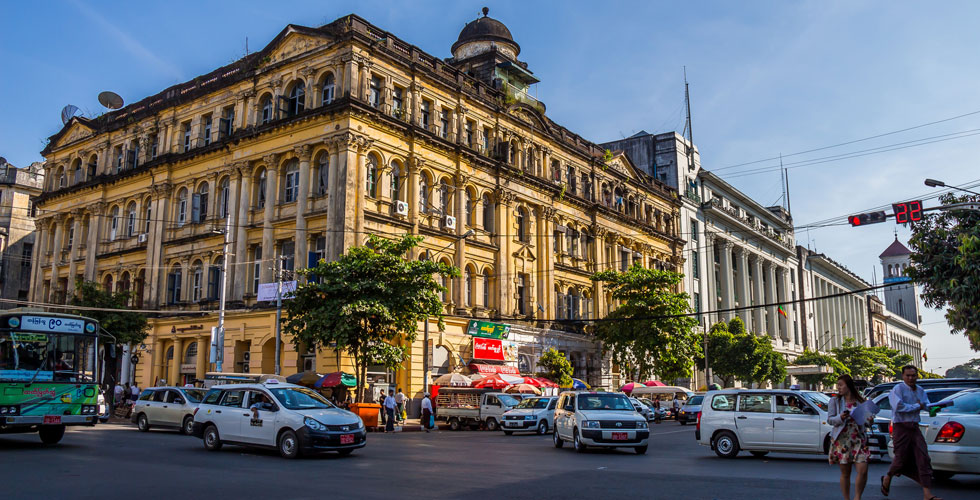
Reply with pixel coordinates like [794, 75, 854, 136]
[507, 421, 518, 427]
[611, 432, 628, 441]
[340, 434, 354, 444]
[44, 415, 61, 425]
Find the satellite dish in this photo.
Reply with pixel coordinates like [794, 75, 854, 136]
[61, 104, 81, 125]
[98, 91, 124, 110]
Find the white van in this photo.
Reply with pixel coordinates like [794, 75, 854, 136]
[697, 389, 832, 458]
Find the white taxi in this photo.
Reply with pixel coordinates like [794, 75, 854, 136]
[191, 380, 365, 458]
[553, 391, 650, 454]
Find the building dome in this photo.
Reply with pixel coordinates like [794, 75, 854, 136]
[451, 7, 520, 60]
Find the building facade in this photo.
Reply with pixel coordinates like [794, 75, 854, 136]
[0, 159, 43, 307]
[33, 12, 684, 399]
[797, 248, 871, 351]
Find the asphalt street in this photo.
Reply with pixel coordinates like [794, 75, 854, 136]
[1, 421, 977, 500]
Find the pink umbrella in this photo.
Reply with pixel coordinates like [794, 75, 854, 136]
[620, 382, 638, 393]
[643, 380, 666, 387]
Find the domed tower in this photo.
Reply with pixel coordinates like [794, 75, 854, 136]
[879, 236, 920, 325]
[450, 7, 539, 94]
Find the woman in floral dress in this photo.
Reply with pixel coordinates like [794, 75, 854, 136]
[828, 374, 872, 500]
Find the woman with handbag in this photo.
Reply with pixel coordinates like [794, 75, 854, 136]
[828, 374, 873, 500]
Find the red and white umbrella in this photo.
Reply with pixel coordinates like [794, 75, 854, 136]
[525, 377, 559, 388]
[504, 383, 542, 395]
[471, 373, 524, 389]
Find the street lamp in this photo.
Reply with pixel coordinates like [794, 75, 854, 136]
[924, 178, 980, 197]
[210, 216, 233, 373]
[422, 228, 475, 393]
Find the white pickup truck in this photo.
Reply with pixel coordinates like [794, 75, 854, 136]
[435, 388, 524, 431]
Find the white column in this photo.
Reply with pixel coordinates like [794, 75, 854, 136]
[718, 240, 734, 320]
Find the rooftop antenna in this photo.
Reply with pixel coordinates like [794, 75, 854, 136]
[97, 91, 124, 111]
[682, 67, 696, 175]
[60, 104, 81, 125]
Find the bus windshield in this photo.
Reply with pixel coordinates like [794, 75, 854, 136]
[0, 330, 96, 383]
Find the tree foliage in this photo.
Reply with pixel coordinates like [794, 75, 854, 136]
[591, 266, 700, 381]
[792, 349, 849, 387]
[282, 235, 458, 401]
[698, 317, 786, 387]
[536, 348, 574, 388]
[907, 192, 980, 350]
[70, 279, 149, 345]
[945, 358, 980, 378]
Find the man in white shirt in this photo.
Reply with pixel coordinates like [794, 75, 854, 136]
[672, 396, 681, 418]
[384, 389, 397, 432]
[129, 383, 140, 400]
[113, 382, 125, 408]
[881, 365, 938, 499]
[395, 388, 406, 423]
[421, 393, 433, 433]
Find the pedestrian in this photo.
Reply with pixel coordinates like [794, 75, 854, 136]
[129, 382, 140, 400]
[421, 393, 433, 433]
[113, 382, 125, 408]
[881, 365, 941, 499]
[653, 398, 662, 423]
[671, 395, 680, 419]
[828, 374, 872, 500]
[395, 388, 406, 422]
[378, 391, 388, 427]
[384, 389, 397, 432]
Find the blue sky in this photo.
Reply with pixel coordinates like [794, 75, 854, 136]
[2, 1, 978, 370]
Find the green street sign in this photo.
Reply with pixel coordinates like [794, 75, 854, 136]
[466, 320, 510, 339]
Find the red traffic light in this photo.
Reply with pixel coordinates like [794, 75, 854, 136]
[848, 211, 888, 227]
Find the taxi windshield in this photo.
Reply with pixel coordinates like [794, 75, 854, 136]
[578, 394, 633, 411]
[269, 387, 336, 410]
[516, 397, 550, 409]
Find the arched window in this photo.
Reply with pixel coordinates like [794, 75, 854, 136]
[191, 261, 204, 302]
[102, 275, 113, 293]
[566, 287, 577, 320]
[66, 218, 74, 249]
[176, 188, 188, 226]
[126, 202, 137, 237]
[87, 155, 98, 179]
[167, 264, 182, 304]
[365, 155, 378, 198]
[257, 169, 267, 208]
[119, 272, 131, 295]
[465, 189, 475, 225]
[321, 73, 335, 105]
[509, 141, 518, 165]
[143, 200, 152, 234]
[483, 269, 492, 308]
[439, 179, 450, 214]
[419, 175, 430, 214]
[260, 94, 273, 124]
[390, 161, 401, 201]
[219, 177, 230, 218]
[516, 207, 527, 242]
[208, 257, 224, 300]
[109, 206, 120, 241]
[316, 153, 328, 196]
[72, 159, 82, 185]
[465, 267, 473, 306]
[482, 194, 494, 231]
[283, 160, 300, 203]
[196, 182, 209, 222]
[58, 167, 66, 188]
[287, 81, 305, 116]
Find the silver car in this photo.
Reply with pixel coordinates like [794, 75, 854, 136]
[132, 386, 207, 435]
[867, 387, 970, 460]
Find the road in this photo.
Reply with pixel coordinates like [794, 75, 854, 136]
[2, 421, 977, 499]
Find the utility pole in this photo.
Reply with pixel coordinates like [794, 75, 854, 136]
[274, 256, 284, 375]
[215, 214, 232, 372]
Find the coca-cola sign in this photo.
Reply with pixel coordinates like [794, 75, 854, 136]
[473, 338, 505, 361]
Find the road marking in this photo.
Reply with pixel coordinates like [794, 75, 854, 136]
[597, 466, 607, 470]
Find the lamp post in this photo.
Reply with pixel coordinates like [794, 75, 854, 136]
[212, 215, 232, 373]
[423, 228, 474, 393]
[924, 178, 980, 197]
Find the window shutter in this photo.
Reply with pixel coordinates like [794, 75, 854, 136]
[207, 266, 219, 300]
[167, 274, 175, 305]
[192, 194, 201, 223]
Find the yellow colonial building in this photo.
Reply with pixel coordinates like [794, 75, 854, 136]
[32, 11, 684, 402]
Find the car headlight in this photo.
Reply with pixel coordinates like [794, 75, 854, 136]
[636, 421, 648, 429]
[583, 420, 600, 429]
[526, 414, 537, 420]
[304, 417, 327, 431]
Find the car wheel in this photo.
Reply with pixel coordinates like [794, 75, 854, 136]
[537, 421, 549, 435]
[278, 429, 300, 459]
[39, 425, 66, 445]
[503, 430, 513, 436]
[573, 428, 587, 453]
[553, 429, 564, 448]
[181, 416, 194, 435]
[486, 418, 499, 431]
[137, 413, 150, 432]
[679, 421, 687, 426]
[448, 418, 460, 431]
[714, 431, 740, 458]
[933, 471, 955, 481]
[203, 425, 222, 451]
[750, 451, 769, 458]
[635, 445, 648, 455]
[338, 448, 354, 457]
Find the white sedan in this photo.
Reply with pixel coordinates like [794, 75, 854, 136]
[889, 388, 980, 480]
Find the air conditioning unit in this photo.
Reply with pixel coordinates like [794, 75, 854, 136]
[243, 352, 250, 362]
[137, 233, 147, 243]
[394, 200, 409, 216]
[443, 215, 457, 230]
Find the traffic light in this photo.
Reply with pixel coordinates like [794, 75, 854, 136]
[848, 211, 888, 226]
[892, 200, 923, 224]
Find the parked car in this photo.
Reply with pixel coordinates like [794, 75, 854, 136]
[865, 378, 980, 401]
[435, 388, 523, 431]
[677, 394, 704, 425]
[629, 397, 654, 422]
[132, 386, 208, 434]
[553, 391, 650, 454]
[867, 387, 971, 460]
[697, 389, 832, 458]
[192, 380, 365, 458]
[888, 388, 980, 480]
[502, 396, 558, 435]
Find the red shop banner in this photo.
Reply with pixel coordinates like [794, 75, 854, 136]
[473, 337, 505, 361]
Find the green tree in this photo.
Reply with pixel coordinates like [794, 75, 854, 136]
[727, 316, 746, 335]
[868, 345, 914, 382]
[591, 265, 700, 381]
[698, 318, 786, 387]
[945, 358, 980, 378]
[831, 338, 887, 380]
[907, 192, 980, 350]
[792, 349, 849, 387]
[69, 279, 149, 404]
[282, 235, 458, 401]
[536, 348, 573, 387]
